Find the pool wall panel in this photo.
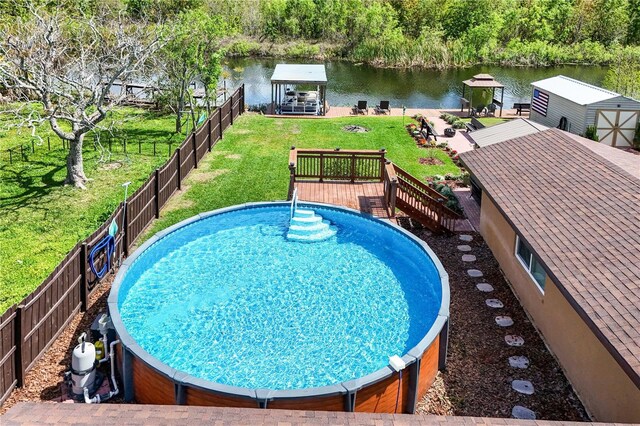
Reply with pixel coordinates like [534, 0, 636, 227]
[267, 394, 346, 411]
[417, 337, 440, 400]
[184, 387, 259, 408]
[132, 357, 175, 405]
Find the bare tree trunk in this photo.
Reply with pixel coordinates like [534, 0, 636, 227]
[65, 133, 88, 188]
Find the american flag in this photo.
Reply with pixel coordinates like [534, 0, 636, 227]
[532, 89, 549, 116]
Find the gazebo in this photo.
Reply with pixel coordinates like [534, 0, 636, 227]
[461, 74, 505, 117]
[271, 64, 327, 115]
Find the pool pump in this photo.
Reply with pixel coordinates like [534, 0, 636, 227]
[70, 333, 98, 397]
[65, 314, 121, 403]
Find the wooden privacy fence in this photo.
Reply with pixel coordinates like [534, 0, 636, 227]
[0, 85, 245, 406]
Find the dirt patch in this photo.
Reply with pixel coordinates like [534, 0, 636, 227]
[1, 277, 122, 415]
[291, 125, 301, 134]
[225, 154, 242, 160]
[342, 125, 369, 133]
[98, 162, 122, 171]
[419, 157, 444, 166]
[396, 220, 588, 420]
[232, 129, 252, 135]
[189, 169, 229, 183]
[160, 189, 195, 213]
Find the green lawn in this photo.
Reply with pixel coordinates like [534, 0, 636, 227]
[0, 112, 459, 312]
[143, 114, 460, 239]
[0, 108, 182, 312]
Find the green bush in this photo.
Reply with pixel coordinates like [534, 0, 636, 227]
[584, 125, 599, 141]
[433, 182, 463, 214]
[452, 120, 466, 129]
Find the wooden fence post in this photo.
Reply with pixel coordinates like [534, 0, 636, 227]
[207, 117, 212, 151]
[79, 243, 88, 312]
[230, 101, 234, 126]
[123, 202, 130, 257]
[240, 84, 245, 114]
[176, 148, 182, 190]
[14, 305, 24, 387]
[154, 169, 160, 218]
[192, 132, 198, 169]
[219, 108, 223, 139]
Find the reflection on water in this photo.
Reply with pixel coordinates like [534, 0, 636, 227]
[223, 58, 607, 109]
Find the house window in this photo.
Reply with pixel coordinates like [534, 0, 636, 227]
[515, 236, 546, 291]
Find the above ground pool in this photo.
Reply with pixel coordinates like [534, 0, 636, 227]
[108, 202, 449, 413]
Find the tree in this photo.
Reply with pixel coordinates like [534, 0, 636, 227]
[158, 9, 227, 133]
[603, 49, 640, 99]
[0, 5, 163, 188]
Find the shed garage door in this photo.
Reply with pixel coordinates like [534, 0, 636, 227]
[595, 110, 638, 147]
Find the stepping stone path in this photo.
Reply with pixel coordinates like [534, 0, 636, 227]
[505, 335, 525, 347]
[485, 299, 504, 308]
[467, 269, 483, 277]
[462, 254, 477, 262]
[509, 355, 530, 369]
[512, 380, 535, 395]
[512, 406, 536, 420]
[459, 234, 473, 242]
[457, 245, 472, 252]
[495, 315, 514, 327]
[476, 283, 494, 292]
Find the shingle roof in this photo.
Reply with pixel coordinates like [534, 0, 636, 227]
[460, 128, 640, 386]
[469, 119, 548, 148]
[530, 75, 624, 105]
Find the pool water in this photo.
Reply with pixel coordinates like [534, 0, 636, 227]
[118, 205, 442, 390]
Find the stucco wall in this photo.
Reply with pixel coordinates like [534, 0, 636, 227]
[478, 191, 640, 423]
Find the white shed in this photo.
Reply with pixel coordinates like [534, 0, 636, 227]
[529, 76, 640, 147]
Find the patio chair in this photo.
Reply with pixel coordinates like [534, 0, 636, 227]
[353, 100, 368, 115]
[486, 103, 497, 116]
[374, 101, 390, 115]
[472, 104, 486, 117]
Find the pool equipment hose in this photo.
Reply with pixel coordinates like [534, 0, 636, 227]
[88, 231, 115, 279]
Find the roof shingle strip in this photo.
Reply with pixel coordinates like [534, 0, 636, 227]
[460, 128, 640, 385]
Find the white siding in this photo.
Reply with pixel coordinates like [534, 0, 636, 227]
[586, 96, 640, 125]
[529, 90, 588, 135]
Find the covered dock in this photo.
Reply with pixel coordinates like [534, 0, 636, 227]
[460, 74, 505, 117]
[271, 64, 327, 116]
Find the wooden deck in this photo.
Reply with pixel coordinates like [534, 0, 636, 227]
[295, 181, 394, 221]
[266, 105, 529, 119]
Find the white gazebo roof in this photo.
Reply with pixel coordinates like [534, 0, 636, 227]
[271, 64, 327, 85]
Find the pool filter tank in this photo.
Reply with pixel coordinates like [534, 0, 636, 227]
[71, 333, 97, 396]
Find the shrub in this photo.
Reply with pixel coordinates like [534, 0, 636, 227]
[436, 142, 448, 148]
[452, 120, 466, 129]
[584, 125, 599, 141]
[432, 182, 463, 214]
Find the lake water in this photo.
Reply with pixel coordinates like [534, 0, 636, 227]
[223, 58, 607, 109]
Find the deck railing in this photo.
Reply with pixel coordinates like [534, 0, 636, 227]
[0, 86, 245, 407]
[288, 148, 387, 199]
[386, 164, 463, 233]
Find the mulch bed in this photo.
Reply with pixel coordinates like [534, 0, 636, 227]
[1, 225, 588, 421]
[419, 157, 444, 166]
[0, 275, 123, 415]
[397, 219, 588, 420]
